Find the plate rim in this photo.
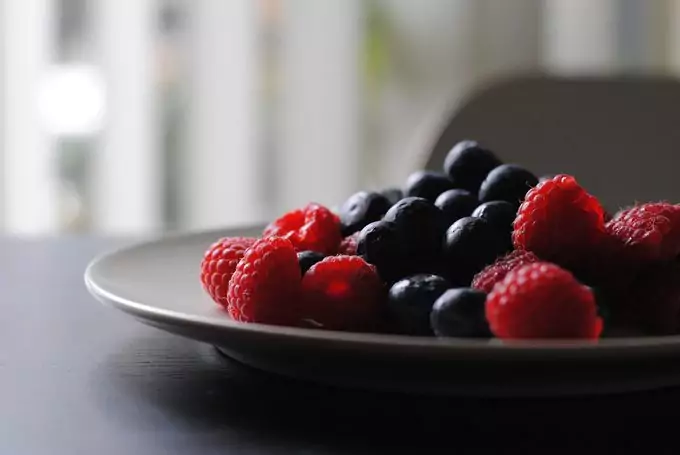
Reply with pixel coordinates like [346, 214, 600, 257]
[84, 224, 680, 354]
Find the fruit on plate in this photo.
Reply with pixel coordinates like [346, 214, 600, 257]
[356, 220, 408, 283]
[443, 216, 510, 286]
[485, 262, 602, 340]
[382, 197, 447, 272]
[479, 164, 538, 206]
[200, 139, 680, 341]
[513, 174, 607, 276]
[443, 140, 501, 193]
[200, 237, 257, 309]
[300, 255, 384, 331]
[338, 191, 391, 236]
[386, 274, 450, 335]
[471, 200, 516, 249]
[263, 202, 342, 255]
[471, 250, 540, 293]
[404, 170, 456, 202]
[430, 288, 491, 338]
[606, 202, 680, 264]
[297, 250, 325, 275]
[226, 236, 302, 325]
[435, 189, 479, 227]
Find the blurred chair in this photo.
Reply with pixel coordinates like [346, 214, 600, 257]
[420, 75, 680, 212]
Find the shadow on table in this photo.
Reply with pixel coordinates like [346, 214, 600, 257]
[94, 333, 676, 452]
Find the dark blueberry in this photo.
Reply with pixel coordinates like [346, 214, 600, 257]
[478, 164, 538, 206]
[472, 200, 516, 228]
[297, 251, 325, 275]
[443, 217, 509, 286]
[339, 191, 391, 236]
[404, 171, 455, 202]
[387, 274, 450, 335]
[430, 288, 491, 338]
[383, 197, 447, 271]
[471, 200, 516, 249]
[380, 187, 404, 206]
[443, 140, 502, 193]
[434, 189, 479, 226]
[357, 220, 409, 283]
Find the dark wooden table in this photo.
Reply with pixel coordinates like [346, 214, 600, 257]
[0, 238, 677, 453]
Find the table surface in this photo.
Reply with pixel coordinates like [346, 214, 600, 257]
[0, 237, 678, 453]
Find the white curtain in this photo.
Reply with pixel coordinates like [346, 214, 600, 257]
[1, 0, 57, 234]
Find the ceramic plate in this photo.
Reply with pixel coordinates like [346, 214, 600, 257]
[85, 225, 680, 397]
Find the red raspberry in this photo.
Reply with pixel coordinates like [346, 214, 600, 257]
[300, 255, 384, 331]
[472, 250, 540, 293]
[486, 262, 602, 339]
[616, 263, 680, 336]
[200, 237, 257, 309]
[337, 232, 359, 255]
[512, 174, 606, 273]
[263, 203, 342, 255]
[227, 236, 302, 325]
[605, 202, 680, 263]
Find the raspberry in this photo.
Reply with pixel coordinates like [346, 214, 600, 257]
[300, 255, 385, 331]
[512, 174, 606, 273]
[227, 236, 302, 325]
[471, 250, 540, 293]
[263, 203, 342, 255]
[486, 262, 602, 339]
[616, 263, 680, 336]
[200, 237, 257, 309]
[605, 202, 680, 263]
[337, 232, 359, 255]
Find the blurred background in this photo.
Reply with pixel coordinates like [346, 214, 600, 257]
[1, 0, 680, 235]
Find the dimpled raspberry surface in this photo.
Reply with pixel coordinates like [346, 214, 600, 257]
[486, 262, 602, 339]
[227, 236, 302, 325]
[337, 232, 360, 255]
[300, 255, 384, 331]
[471, 250, 540, 293]
[263, 203, 342, 255]
[512, 174, 606, 272]
[200, 237, 257, 309]
[606, 202, 680, 263]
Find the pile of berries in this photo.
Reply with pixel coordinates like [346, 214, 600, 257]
[200, 140, 680, 340]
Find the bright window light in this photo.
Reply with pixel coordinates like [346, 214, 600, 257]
[37, 64, 107, 137]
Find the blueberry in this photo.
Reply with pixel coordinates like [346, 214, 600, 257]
[443, 140, 502, 193]
[430, 288, 491, 338]
[443, 217, 509, 286]
[297, 251, 325, 274]
[434, 189, 479, 226]
[404, 171, 455, 202]
[471, 200, 516, 249]
[339, 191, 391, 236]
[472, 200, 516, 228]
[383, 197, 447, 272]
[387, 274, 450, 335]
[478, 164, 538, 206]
[380, 187, 404, 206]
[357, 220, 409, 283]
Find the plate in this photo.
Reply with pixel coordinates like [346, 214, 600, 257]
[85, 225, 680, 397]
